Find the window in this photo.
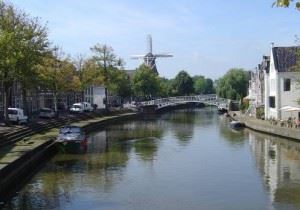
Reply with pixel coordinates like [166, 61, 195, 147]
[269, 96, 275, 108]
[284, 78, 291, 91]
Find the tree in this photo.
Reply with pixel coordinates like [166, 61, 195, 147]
[78, 58, 104, 91]
[38, 49, 81, 112]
[0, 1, 49, 122]
[158, 77, 172, 97]
[193, 75, 215, 94]
[216, 68, 249, 100]
[204, 78, 215, 94]
[173, 71, 194, 95]
[15, 16, 49, 115]
[107, 68, 132, 98]
[132, 64, 161, 98]
[193, 76, 206, 94]
[90, 44, 119, 107]
[273, 0, 300, 9]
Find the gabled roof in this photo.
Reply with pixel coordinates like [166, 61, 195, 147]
[272, 46, 300, 72]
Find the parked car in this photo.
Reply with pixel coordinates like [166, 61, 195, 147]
[39, 108, 56, 118]
[70, 103, 84, 113]
[8, 108, 28, 124]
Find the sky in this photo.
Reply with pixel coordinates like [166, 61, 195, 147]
[8, 0, 300, 79]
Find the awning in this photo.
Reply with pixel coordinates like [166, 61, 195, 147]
[280, 106, 300, 112]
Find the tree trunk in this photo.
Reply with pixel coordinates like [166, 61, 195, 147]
[53, 91, 58, 113]
[21, 87, 29, 117]
[3, 82, 11, 125]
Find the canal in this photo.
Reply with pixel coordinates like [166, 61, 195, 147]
[3, 108, 300, 209]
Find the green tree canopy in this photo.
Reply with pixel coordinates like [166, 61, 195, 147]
[107, 68, 132, 98]
[193, 75, 215, 94]
[38, 51, 81, 111]
[273, 0, 300, 9]
[132, 64, 161, 98]
[173, 70, 194, 95]
[0, 1, 49, 120]
[216, 68, 249, 100]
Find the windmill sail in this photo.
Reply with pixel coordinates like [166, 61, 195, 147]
[131, 35, 173, 75]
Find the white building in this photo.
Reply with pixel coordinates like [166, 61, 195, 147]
[264, 46, 300, 120]
[84, 86, 106, 109]
[247, 56, 269, 117]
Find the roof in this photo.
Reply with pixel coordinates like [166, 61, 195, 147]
[272, 46, 300, 72]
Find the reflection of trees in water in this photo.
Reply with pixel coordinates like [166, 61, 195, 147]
[162, 109, 197, 145]
[106, 120, 164, 142]
[248, 130, 300, 208]
[161, 108, 217, 146]
[132, 138, 158, 161]
[5, 135, 130, 209]
[218, 116, 246, 146]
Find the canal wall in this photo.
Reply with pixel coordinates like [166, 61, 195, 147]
[232, 113, 300, 141]
[0, 112, 139, 201]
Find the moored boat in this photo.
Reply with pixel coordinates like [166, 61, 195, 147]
[230, 120, 245, 129]
[56, 125, 87, 153]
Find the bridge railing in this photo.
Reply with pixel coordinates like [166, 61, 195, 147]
[139, 95, 237, 107]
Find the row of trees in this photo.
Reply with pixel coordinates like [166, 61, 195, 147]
[131, 66, 216, 99]
[0, 1, 132, 123]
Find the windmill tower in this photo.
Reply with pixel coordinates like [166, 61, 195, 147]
[131, 35, 173, 75]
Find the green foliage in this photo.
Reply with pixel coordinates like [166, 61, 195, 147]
[173, 70, 194, 95]
[80, 58, 104, 89]
[240, 100, 249, 113]
[0, 1, 49, 119]
[216, 68, 249, 100]
[132, 64, 161, 97]
[158, 77, 174, 97]
[193, 75, 215, 94]
[38, 54, 81, 93]
[273, 0, 300, 9]
[107, 68, 132, 98]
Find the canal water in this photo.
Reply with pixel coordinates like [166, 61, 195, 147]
[3, 108, 300, 209]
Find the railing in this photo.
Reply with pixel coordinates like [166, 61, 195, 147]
[139, 94, 236, 108]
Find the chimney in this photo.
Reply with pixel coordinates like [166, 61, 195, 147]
[271, 42, 275, 48]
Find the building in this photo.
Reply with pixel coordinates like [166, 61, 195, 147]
[247, 57, 268, 117]
[0, 81, 83, 116]
[84, 85, 106, 109]
[264, 46, 300, 120]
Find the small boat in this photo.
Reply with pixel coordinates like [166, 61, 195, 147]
[56, 125, 87, 153]
[217, 104, 228, 114]
[230, 120, 245, 129]
[218, 107, 228, 114]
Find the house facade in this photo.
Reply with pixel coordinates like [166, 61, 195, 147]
[84, 85, 106, 109]
[264, 46, 300, 120]
[247, 55, 269, 117]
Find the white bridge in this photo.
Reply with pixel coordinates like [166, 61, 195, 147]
[139, 94, 237, 111]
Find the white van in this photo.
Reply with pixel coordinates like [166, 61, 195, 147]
[8, 108, 28, 124]
[70, 103, 84, 113]
[82, 102, 94, 112]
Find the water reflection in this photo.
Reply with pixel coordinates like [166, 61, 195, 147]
[5, 109, 300, 209]
[218, 115, 247, 146]
[163, 109, 199, 145]
[248, 130, 300, 209]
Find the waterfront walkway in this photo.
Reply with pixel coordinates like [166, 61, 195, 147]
[232, 112, 300, 141]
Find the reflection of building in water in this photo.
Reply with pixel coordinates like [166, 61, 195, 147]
[248, 131, 300, 206]
[88, 131, 107, 153]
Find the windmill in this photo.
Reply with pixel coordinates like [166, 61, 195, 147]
[131, 35, 173, 75]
